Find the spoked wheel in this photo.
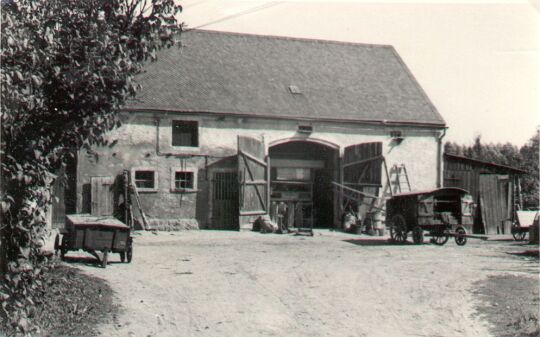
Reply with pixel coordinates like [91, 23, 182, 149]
[412, 226, 424, 244]
[60, 236, 68, 260]
[455, 227, 468, 246]
[512, 230, 526, 241]
[431, 232, 449, 246]
[389, 214, 408, 243]
[54, 234, 61, 255]
[126, 239, 133, 263]
[101, 250, 108, 268]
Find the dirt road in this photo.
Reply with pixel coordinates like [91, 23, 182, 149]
[73, 230, 538, 337]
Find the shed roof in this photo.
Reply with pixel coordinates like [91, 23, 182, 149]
[444, 153, 528, 174]
[126, 30, 445, 127]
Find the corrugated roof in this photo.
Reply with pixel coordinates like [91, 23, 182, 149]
[126, 30, 445, 126]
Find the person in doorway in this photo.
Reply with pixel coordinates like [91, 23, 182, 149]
[277, 201, 288, 233]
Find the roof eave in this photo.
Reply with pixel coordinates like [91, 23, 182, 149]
[122, 107, 447, 129]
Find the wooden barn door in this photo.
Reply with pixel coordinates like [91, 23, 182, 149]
[212, 171, 239, 230]
[237, 136, 268, 230]
[479, 174, 512, 234]
[91, 176, 114, 216]
[339, 142, 383, 220]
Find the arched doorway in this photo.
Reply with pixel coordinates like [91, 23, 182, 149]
[268, 140, 339, 228]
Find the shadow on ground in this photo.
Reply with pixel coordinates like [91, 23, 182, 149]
[342, 238, 416, 246]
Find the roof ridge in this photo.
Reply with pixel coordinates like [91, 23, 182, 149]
[182, 28, 394, 49]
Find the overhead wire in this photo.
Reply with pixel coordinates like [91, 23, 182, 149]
[186, 1, 283, 30]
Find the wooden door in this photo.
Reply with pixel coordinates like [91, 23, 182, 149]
[91, 176, 114, 216]
[479, 174, 511, 234]
[212, 171, 239, 230]
[238, 136, 268, 230]
[341, 142, 383, 218]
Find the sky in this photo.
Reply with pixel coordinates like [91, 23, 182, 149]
[177, 0, 540, 147]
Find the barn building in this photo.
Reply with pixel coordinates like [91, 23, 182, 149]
[443, 153, 527, 235]
[72, 30, 447, 231]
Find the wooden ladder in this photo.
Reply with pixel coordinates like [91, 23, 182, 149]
[393, 164, 411, 193]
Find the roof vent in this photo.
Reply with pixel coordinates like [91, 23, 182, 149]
[288, 85, 301, 94]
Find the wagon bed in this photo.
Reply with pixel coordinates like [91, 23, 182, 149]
[55, 214, 133, 268]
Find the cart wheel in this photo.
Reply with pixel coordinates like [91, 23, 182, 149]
[389, 214, 408, 243]
[54, 234, 60, 255]
[455, 227, 467, 246]
[412, 226, 424, 244]
[432, 233, 449, 246]
[60, 236, 68, 260]
[101, 251, 108, 268]
[120, 252, 126, 263]
[512, 231, 526, 241]
[126, 242, 133, 263]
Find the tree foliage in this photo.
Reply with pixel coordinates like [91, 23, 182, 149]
[445, 133, 539, 208]
[0, 0, 182, 334]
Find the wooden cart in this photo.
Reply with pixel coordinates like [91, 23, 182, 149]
[54, 214, 133, 268]
[386, 188, 475, 245]
[512, 210, 539, 241]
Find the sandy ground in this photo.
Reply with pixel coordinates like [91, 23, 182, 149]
[60, 230, 538, 337]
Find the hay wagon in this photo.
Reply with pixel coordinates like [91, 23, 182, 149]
[54, 214, 133, 268]
[386, 188, 475, 245]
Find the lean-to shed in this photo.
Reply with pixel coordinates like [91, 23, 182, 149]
[443, 153, 527, 235]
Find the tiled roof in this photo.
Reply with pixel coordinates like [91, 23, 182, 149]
[126, 30, 445, 126]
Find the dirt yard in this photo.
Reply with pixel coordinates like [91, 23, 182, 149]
[66, 230, 538, 337]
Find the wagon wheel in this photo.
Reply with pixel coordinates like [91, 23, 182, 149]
[512, 230, 526, 241]
[60, 236, 69, 260]
[454, 227, 468, 246]
[389, 214, 408, 243]
[54, 234, 61, 255]
[126, 243, 133, 263]
[101, 251, 108, 268]
[412, 226, 424, 244]
[431, 232, 449, 246]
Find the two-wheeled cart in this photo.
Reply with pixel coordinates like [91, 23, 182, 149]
[54, 214, 133, 268]
[386, 188, 477, 246]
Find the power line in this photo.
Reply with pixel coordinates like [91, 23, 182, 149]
[186, 1, 283, 30]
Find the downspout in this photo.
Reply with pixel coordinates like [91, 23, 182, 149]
[436, 127, 448, 188]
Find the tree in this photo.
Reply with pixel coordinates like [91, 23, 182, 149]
[1, 0, 182, 333]
[519, 133, 539, 208]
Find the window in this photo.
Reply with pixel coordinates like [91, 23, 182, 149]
[170, 168, 197, 192]
[172, 120, 198, 147]
[131, 168, 158, 192]
[175, 172, 194, 190]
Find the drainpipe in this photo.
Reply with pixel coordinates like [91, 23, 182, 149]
[436, 127, 448, 188]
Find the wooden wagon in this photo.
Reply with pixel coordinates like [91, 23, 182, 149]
[386, 188, 475, 245]
[512, 210, 539, 241]
[54, 214, 133, 268]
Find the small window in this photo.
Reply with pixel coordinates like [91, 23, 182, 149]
[172, 120, 198, 147]
[131, 168, 158, 192]
[175, 172, 194, 190]
[170, 168, 197, 192]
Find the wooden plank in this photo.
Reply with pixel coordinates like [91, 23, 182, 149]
[91, 176, 114, 216]
[342, 155, 384, 168]
[331, 181, 381, 199]
[239, 149, 267, 167]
